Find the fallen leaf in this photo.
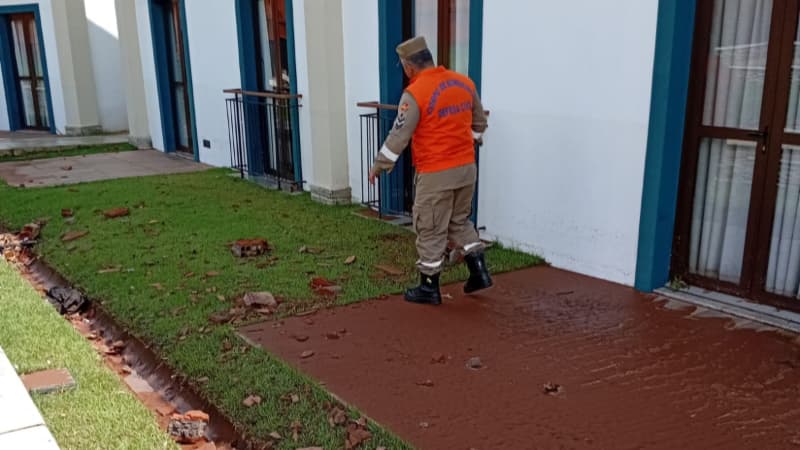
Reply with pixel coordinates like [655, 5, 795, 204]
[98, 266, 121, 274]
[242, 395, 262, 407]
[184, 272, 195, 278]
[325, 332, 341, 340]
[205, 271, 220, 277]
[61, 209, 74, 218]
[103, 207, 130, 219]
[61, 230, 89, 242]
[291, 394, 300, 403]
[148, 220, 160, 224]
[300, 350, 315, 359]
[61, 165, 72, 171]
[216, 295, 226, 301]
[345, 423, 372, 449]
[221, 340, 233, 352]
[290, 420, 303, 441]
[344, 255, 357, 265]
[328, 406, 347, 427]
[269, 431, 282, 440]
[419, 421, 431, 429]
[151, 283, 164, 290]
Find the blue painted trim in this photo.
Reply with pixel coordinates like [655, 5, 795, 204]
[468, 0, 483, 224]
[177, 0, 199, 160]
[378, 0, 407, 215]
[0, 4, 56, 133]
[148, 0, 197, 158]
[285, 0, 302, 183]
[233, 0, 264, 175]
[148, 0, 176, 151]
[634, 0, 697, 291]
[0, 15, 22, 131]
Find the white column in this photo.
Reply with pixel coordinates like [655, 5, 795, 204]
[50, 0, 101, 135]
[302, 0, 351, 205]
[115, 0, 150, 148]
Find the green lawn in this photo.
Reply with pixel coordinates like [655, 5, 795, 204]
[0, 260, 178, 450]
[0, 143, 135, 163]
[0, 169, 541, 448]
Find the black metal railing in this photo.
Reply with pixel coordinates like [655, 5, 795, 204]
[358, 102, 489, 224]
[225, 89, 302, 191]
[358, 101, 414, 217]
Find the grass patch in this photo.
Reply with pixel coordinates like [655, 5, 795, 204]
[0, 143, 136, 163]
[0, 169, 541, 448]
[0, 260, 178, 450]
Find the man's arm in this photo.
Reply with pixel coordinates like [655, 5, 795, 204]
[471, 90, 488, 145]
[369, 92, 420, 183]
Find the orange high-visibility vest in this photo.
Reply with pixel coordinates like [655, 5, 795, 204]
[405, 67, 476, 174]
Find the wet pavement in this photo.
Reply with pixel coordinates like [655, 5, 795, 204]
[240, 266, 800, 450]
[0, 150, 208, 187]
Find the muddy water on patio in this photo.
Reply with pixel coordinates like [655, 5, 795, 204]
[241, 266, 800, 450]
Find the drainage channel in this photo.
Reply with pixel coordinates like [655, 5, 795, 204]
[6, 249, 255, 449]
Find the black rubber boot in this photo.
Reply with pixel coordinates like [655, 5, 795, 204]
[404, 273, 442, 305]
[464, 252, 493, 294]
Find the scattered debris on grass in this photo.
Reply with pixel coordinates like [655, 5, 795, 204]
[61, 230, 89, 242]
[242, 395, 262, 408]
[374, 264, 404, 277]
[346, 417, 373, 449]
[310, 277, 341, 298]
[299, 246, 324, 254]
[103, 207, 130, 219]
[243, 291, 278, 310]
[21, 368, 77, 395]
[230, 239, 270, 258]
[344, 255, 357, 265]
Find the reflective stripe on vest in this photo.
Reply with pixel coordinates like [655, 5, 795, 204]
[406, 67, 476, 174]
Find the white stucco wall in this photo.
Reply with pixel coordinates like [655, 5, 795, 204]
[0, 0, 67, 133]
[293, 0, 313, 188]
[478, 1, 659, 285]
[134, 0, 163, 150]
[0, 60, 9, 130]
[184, 0, 240, 167]
[341, 0, 380, 202]
[84, 0, 127, 132]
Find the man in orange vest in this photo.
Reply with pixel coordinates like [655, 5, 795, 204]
[369, 36, 492, 305]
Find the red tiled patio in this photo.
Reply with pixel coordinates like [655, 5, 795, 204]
[241, 266, 800, 450]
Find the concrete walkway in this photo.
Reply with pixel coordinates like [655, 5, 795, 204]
[0, 347, 60, 449]
[0, 150, 208, 187]
[0, 132, 128, 152]
[241, 266, 800, 450]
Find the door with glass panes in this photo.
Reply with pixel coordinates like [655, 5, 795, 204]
[9, 13, 48, 130]
[393, 0, 474, 214]
[674, 0, 800, 312]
